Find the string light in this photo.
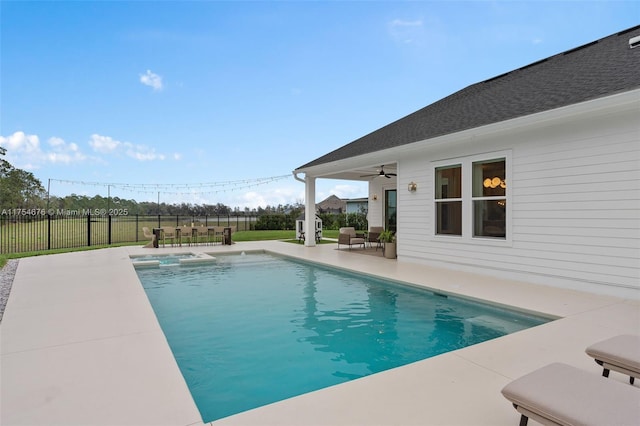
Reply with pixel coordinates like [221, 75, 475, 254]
[49, 175, 292, 196]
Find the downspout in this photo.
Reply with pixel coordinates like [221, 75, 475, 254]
[293, 171, 305, 184]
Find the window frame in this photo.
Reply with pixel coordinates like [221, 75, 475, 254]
[431, 151, 512, 246]
[434, 163, 463, 236]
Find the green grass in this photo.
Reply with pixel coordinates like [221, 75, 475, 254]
[230, 230, 295, 241]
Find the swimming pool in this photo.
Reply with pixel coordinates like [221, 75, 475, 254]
[136, 252, 550, 422]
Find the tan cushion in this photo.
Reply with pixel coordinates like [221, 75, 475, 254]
[501, 362, 640, 426]
[586, 334, 640, 376]
[339, 227, 356, 237]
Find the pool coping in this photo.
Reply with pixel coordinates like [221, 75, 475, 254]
[1, 241, 638, 425]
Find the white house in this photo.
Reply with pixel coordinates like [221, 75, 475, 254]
[293, 26, 640, 298]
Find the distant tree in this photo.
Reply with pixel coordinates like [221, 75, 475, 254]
[0, 150, 46, 209]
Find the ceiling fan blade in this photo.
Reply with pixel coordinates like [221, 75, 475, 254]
[361, 166, 396, 178]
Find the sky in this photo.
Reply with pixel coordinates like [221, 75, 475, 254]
[1, 1, 638, 209]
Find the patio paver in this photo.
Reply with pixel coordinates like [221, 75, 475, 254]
[1, 242, 638, 425]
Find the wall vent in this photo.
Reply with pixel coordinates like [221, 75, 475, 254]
[629, 35, 640, 49]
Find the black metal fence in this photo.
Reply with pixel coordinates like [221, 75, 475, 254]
[0, 213, 258, 254]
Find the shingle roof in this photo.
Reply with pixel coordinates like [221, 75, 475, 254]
[299, 25, 640, 170]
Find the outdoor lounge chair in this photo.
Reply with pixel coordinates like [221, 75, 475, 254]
[337, 227, 365, 250]
[367, 226, 384, 250]
[586, 334, 640, 385]
[501, 362, 640, 426]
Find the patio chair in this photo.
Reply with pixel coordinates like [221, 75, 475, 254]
[160, 227, 177, 247]
[586, 334, 640, 385]
[179, 226, 193, 246]
[211, 226, 224, 245]
[195, 225, 208, 245]
[338, 227, 365, 250]
[501, 362, 640, 426]
[142, 227, 156, 248]
[367, 226, 384, 250]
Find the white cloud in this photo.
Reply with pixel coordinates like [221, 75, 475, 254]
[123, 142, 165, 161]
[390, 18, 423, 28]
[140, 69, 163, 91]
[89, 134, 121, 153]
[388, 18, 424, 44]
[0, 131, 87, 168]
[322, 183, 366, 200]
[231, 186, 302, 209]
[89, 133, 172, 162]
[0, 131, 41, 154]
[46, 137, 86, 164]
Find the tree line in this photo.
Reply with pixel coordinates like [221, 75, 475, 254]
[0, 147, 303, 216]
[1, 148, 368, 230]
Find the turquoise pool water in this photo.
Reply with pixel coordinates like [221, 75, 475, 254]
[136, 252, 549, 422]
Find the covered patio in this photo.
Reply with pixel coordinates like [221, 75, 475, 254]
[294, 162, 399, 249]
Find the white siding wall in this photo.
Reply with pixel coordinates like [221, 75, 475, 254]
[367, 178, 390, 228]
[396, 106, 639, 298]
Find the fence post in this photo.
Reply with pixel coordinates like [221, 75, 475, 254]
[136, 214, 139, 242]
[108, 215, 112, 245]
[87, 213, 91, 247]
[47, 214, 52, 250]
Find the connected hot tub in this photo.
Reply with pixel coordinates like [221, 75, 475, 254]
[130, 252, 216, 268]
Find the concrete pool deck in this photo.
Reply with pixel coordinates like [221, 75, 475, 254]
[1, 241, 638, 425]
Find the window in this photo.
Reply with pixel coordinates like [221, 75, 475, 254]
[472, 159, 506, 238]
[435, 165, 462, 235]
[433, 155, 508, 240]
[385, 189, 397, 233]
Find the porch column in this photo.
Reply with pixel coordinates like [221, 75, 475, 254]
[304, 176, 316, 247]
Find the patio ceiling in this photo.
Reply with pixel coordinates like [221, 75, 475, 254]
[297, 162, 398, 182]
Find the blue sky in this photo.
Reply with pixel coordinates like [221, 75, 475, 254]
[1, 1, 638, 209]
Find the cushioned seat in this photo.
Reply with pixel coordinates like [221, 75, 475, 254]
[501, 362, 640, 426]
[586, 334, 640, 385]
[337, 227, 365, 250]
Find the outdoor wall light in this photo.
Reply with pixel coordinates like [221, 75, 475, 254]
[372, 194, 378, 201]
[408, 182, 417, 192]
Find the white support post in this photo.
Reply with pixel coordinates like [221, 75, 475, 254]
[304, 176, 316, 247]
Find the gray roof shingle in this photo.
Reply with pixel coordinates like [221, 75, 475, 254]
[299, 25, 640, 169]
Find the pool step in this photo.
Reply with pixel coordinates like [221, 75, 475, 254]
[466, 314, 523, 334]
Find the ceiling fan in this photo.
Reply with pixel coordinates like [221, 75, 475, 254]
[360, 165, 397, 179]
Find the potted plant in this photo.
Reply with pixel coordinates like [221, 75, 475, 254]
[378, 230, 396, 259]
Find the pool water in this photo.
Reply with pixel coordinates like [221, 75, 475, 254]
[136, 252, 549, 422]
